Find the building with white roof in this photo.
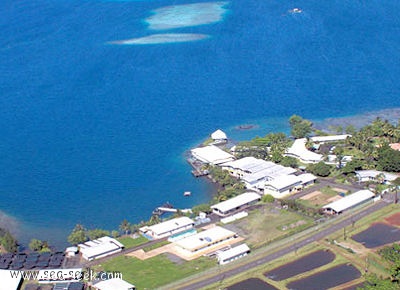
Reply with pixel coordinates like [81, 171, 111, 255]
[311, 135, 351, 143]
[297, 173, 318, 186]
[263, 175, 303, 198]
[93, 278, 135, 290]
[221, 157, 297, 190]
[355, 170, 398, 184]
[211, 192, 261, 216]
[285, 138, 323, 164]
[211, 129, 228, 142]
[174, 226, 238, 254]
[79, 236, 124, 261]
[0, 270, 22, 290]
[323, 189, 375, 214]
[191, 145, 235, 165]
[139, 216, 194, 240]
[217, 243, 250, 265]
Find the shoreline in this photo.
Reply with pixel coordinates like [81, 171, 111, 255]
[5, 107, 400, 249]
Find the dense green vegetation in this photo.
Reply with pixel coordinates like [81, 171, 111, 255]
[359, 243, 400, 289]
[29, 239, 51, 252]
[67, 224, 111, 245]
[289, 114, 314, 138]
[0, 228, 18, 253]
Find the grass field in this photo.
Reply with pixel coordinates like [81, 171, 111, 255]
[117, 236, 148, 249]
[143, 240, 170, 252]
[97, 254, 215, 289]
[227, 207, 313, 249]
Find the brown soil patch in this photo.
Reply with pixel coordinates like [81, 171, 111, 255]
[327, 195, 342, 203]
[333, 187, 347, 193]
[301, 191, 322, 200]
[385, 212, 400, 226]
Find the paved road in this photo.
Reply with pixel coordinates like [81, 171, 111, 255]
[176, 201, 389, 290]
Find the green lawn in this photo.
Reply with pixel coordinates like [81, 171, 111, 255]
[98, 254, 215, 289]
[117, 236, 148, 249]
[142, 240, 170, 252]
[231, 207, 313, 248]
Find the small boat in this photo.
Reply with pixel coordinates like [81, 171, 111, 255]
[184, 191, 191, 196]
[289, 8, 302, 14]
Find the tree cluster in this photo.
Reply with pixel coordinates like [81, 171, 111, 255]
[0, 228, 18, 253]
[67, 224, 111, 245]
[289, 115, 313, 139]
[29, 239, 51, 252]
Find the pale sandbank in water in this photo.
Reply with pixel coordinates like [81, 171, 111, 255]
[109, 33, 209, 45]
[146, 2, 229, 30]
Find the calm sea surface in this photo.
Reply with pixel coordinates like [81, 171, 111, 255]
[1, 0, 400, 247]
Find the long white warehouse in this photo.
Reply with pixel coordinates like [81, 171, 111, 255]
[79, 236, 124, 261]
[211, 192, 261, 216]
[323, 190, 375, 214]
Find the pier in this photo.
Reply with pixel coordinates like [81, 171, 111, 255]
[187, 157, 209, 177]
[152, 202, 192, 216]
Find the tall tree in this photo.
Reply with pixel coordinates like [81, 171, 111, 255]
[289, 115, 313, 138]
[119, 219, 131, 235]
[67, 224, 87, 245]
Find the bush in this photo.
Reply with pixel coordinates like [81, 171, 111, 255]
[261, 194, 275, 203]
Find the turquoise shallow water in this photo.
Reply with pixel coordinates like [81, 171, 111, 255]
[1, 0, 400, 247]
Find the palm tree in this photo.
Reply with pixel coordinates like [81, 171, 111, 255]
[119, 219, 131, 235]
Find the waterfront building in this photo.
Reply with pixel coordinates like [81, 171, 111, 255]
[191, 145, 235, 165]
[220, 157, 297, 190]
[139, 216, 195, 240]
[211, 192, 261, 216]
[78, 236, 124, 261]
[211, 129, 228, 143]
[323, 189, 375, 215]
[217, 243, 250, 265]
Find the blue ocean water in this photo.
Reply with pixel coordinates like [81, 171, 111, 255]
[1, 0, 400, 247]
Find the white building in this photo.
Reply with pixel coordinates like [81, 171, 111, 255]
[0, 270, 22, 290]
[139, 216, 194, 240]
[311, 135, 351, 143]
[323, 189, 375, 214]
[211, 192, 261, 217]
[355, 170, 398, 184]
[175, 226, 238, 254]
[221, 157, 297, 190]
[191, 145, 235, 165]
[217, 243, 250, 265]
[263, 175, 303, 198]
[211, 129, 228, 143]
[93, 278, 135, 290]
[79, 236, 124, 261]
[285, 138, 323, 164]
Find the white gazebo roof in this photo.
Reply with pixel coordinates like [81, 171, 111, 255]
[211, 129, 227, 140]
